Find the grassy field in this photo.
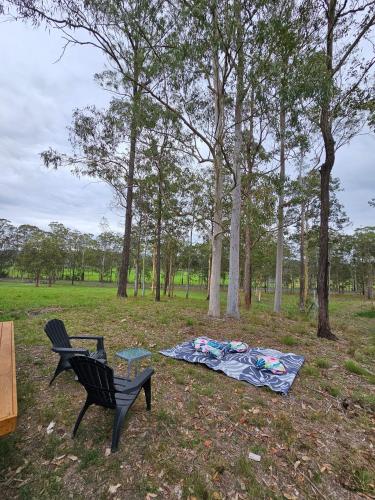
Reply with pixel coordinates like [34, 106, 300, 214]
[0, 282, 374, 499]
[6, 268, 207, 286]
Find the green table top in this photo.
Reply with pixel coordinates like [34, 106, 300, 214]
[115, 347, 151, 361]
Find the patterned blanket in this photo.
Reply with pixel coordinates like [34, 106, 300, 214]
[160, 340, 304, 394]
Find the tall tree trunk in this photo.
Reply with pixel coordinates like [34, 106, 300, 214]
[367, 263, 373, 300]
[155, 166, 162, 302]
[299, 171, 307, 311]
[186, 215, 194, 299]
[226, 0, 244, 319]
[134, 260, 139, 297]
[117, 61, 140, 298]
[206, 251, 212, 301]
[163, 253, 170, 296]
[134, 216, 142, 297]
[274, 105, 286, 313]
[243, 89, 255, 311]
[317, 161, 336, 338]
[303, 219, 309, 306]
[81, 250, 85, 281]
[171, 270, 175, 297]
[168, 255, 173, 298]
[151, 241, 156, 295]
[100, 255, 105, 283]
[208, 8, 224, 318]
[317, 0, 337, 339]
[243, 226, 252, 309]
[142, 241, 146, 297]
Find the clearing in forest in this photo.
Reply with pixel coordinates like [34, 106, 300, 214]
[0, 282, 374, 499]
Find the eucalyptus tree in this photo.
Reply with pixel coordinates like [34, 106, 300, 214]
[135, 0, 238, 315]
[180, 171, 209, 299]
[41, 233, 66, 285]
[309, 0, 375, 339]
[42, 96, 148, 291]
[353, 227, 375, 300]
[11, 0, 169, 298]
[291, 167, 349, 309]
[95, 229, 122, 282]
[242, 170, 277, 308]
[166, 0, 231, 317]
[0, 219, 17, 276]
[241, 25, 277, 309]
[258, 0, 320, 313]
[48, 222, 69, 279]
[225, 0, 275, 318]
[9, 0, 243, 317]
[16, 228, 50, 286]
[329, 233, 353, 293]
[170, 0, 266, 318]
[295, 151, 310, 311]
[291, 174, 349, 311]
[136, 105, 195, 301]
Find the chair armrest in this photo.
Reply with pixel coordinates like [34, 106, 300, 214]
[69, 335, 105, 352]
[52, 347, 89, 356]
[116, 368, 154, 394]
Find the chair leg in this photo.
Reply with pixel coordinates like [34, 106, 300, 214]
[72, 399, 91, 437]
[49, 358, 66, 386]
[143, 378, 151, 411]
[111, 407, 128, 453]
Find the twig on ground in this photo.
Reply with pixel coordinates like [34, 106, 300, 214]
[299, 470, 327, 499]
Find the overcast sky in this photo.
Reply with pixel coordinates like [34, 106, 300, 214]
[0, 19, 374, 236]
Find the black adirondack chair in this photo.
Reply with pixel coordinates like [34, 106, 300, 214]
[44, 319, 107, 385]
[70, 356, 154, 452]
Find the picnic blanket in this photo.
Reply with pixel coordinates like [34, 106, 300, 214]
[160, 338, 304, 394]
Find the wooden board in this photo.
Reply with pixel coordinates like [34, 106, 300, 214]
[0, 321, 17, 436]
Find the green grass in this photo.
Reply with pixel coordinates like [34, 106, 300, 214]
[156, 409, 177, 426]
[302, 364, 319, 377]
[351, 468, 375, 494]
[356, 309, 375, 318]
[79, 449, 104, 470]
[344, 360, 365, 375]
[344, 360, 375, 383]
[182, 471, 210, 499]
[324, 384, 341, 397]
[280, 335, 298, 346]
[352, 391, 375, 411]
[1, 282, 374, 499]
[233, 456, 264, 496]
[315, 357, 331, 369]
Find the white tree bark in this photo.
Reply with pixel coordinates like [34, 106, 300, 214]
[226, 0, 244, 319]
[142, 243, 146, 297]
[274, 105, 286, 313]
[134, 259, 139, 296]
[186, 213, 194, 299]
[208, 7, 224, 318]
[208, 151, 224, 317]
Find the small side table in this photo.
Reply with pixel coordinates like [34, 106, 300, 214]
[115, 347, 152, 379]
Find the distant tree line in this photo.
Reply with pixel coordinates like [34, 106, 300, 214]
[1, 217, 373, 302]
